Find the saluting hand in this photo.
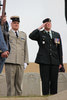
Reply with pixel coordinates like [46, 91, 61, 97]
[38, 23, 45, 30]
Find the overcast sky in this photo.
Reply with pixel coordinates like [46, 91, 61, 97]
[2, 0, 67, 63]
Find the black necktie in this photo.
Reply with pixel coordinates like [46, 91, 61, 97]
[15, 32, 18, 38]
[48, 31, 50, 34]
[48, 32, 50, 37]
[48, 31, 51, 38]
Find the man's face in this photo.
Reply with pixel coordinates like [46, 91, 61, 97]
[44, 22, 52, 30]
[11, 21, 19, 31]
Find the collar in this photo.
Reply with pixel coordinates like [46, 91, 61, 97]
[12, 29, 19, 33]
[12, 29, 19, 36]
[45, 30, 51, 33]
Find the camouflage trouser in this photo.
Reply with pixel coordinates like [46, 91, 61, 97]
[5, 63, 24, 96]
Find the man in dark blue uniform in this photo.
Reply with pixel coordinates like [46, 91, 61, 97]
[29, 18, 63, 95]
[0, 2, 9, 73]
[0, 24, 9, 73]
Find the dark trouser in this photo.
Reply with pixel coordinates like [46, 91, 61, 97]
[39, 64, 59, 95]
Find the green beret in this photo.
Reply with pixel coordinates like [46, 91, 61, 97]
[43, 18, 51, 23]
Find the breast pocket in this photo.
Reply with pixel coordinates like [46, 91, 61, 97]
[18, 37, 25, 49]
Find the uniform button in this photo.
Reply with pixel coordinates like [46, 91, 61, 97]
[50, 44, 51, 46]
[50, 53, 52, 55]
[50, 49, 52, 51]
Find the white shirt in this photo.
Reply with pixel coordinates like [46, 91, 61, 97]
[45, 30, 52, 39]
[12, 29, 19, 36]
